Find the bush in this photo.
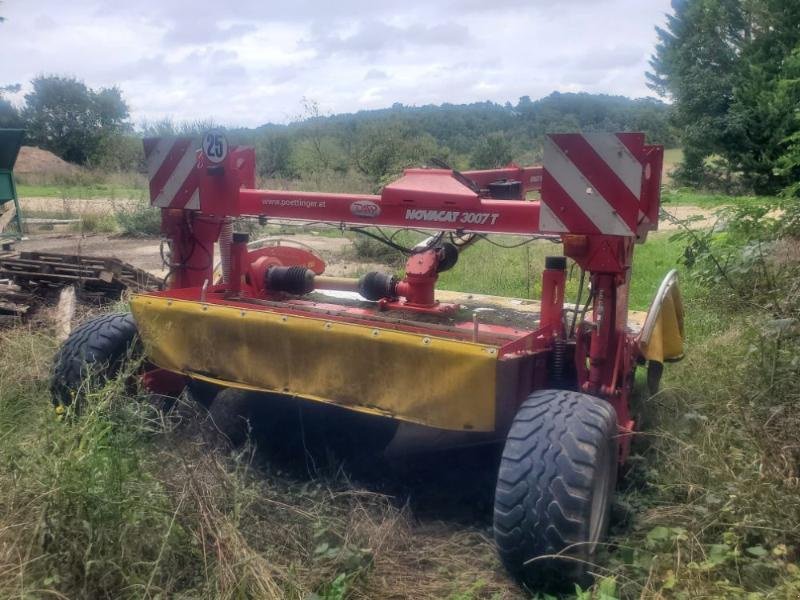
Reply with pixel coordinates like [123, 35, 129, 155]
[610, 196, 800, 597]
[115, 202, 161, 237]
[90, 133, 145, 172]
[670, 199, 800, 315]
[351, 233, 405, 265]
[610, 314, 800, 598]
[73, 211, 118, 233]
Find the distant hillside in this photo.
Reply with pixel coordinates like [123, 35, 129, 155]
[224, 92, 675, 185]
[241, 92, 674, 152]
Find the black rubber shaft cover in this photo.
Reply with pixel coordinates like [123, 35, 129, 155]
[265, 265, 315, 295]
[358, 271, 396, 301]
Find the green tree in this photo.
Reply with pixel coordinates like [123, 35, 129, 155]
[352, 122, 446, 187]
[649, 0, 800, 193]
[0, 84, 22, 128]
[470, 132, 513, 169]
[648, 0, 747, 188]
[724, 0, 800, 193]
[90, 134, 144, 172]
[257, 134, 293, 177]
[22, 75, 130, 164]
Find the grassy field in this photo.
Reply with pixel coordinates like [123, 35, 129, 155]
[0, 324, 523, 599]
[434, 232, 689, 312]
[17, 182, 146, 199]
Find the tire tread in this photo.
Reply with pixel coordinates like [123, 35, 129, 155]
[50, 313, 139, 406]
[493, 389, 618, 590]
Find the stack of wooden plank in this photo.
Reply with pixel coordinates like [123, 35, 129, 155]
[0, 252, 161, 323]
[0, 280, 32, 324]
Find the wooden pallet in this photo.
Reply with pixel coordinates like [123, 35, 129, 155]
[0, 281, 32, 322]
[0, 251, 162, 301]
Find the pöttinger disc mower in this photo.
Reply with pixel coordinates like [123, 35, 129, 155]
[50, 130, 685, 591]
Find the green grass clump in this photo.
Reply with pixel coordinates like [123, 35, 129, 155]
[0, 331, 197, 597]
[74, 211, 118, 233]
[607, 315, 800, 598]
[115, 201, 162, 237]
[606, 212, 800, 597]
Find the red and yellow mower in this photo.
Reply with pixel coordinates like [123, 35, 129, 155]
[51, 130, 684, 590]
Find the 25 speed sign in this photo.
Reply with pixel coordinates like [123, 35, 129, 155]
[202, 130, 228, 164]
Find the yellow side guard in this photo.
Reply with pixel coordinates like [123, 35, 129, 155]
[130, 295, 500, 432]
[638, 269, 685, 364]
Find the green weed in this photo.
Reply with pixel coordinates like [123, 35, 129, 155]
[605, 207, 800, 597]
[73, 211, 118, 233]
[115, 201, 161, 237]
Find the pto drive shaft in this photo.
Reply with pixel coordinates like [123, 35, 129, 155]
[265, 266, 396, 301]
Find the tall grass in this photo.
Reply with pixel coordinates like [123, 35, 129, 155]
[0, 325, 521, 599]
[605, 212, 800, 597]
[605, 317, 800, 598]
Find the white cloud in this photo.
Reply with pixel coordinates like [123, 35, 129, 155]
[1, 0, 673, 128]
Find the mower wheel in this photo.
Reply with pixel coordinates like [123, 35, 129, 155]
[493, 389, 617, 591]
[50, 313, 139, 409]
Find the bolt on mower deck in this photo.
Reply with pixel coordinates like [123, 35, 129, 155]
[51, 130, 685, 592]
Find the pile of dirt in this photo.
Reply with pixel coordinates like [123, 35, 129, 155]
[15, 146, 81, 177]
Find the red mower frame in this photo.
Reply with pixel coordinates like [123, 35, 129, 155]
[142, 131, 664, 462]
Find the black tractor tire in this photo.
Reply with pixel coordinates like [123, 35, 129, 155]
[50, 313, 140, 408]
[493, 389, 618, 592]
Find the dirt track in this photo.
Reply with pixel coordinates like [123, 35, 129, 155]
[660, 205, 721, 230]
[20, 197, 143, 214]
[14, 233, 386, 279]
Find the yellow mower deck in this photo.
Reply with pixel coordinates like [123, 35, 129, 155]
[130, 289, 656, 433]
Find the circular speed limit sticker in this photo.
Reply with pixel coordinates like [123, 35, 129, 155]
[202, 130, 228, 164]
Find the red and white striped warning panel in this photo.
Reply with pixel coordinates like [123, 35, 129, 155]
[143, 137, 201, 209]
[539, 133, 662, 237]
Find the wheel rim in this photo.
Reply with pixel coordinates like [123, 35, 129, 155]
[587, 440, 614, 548]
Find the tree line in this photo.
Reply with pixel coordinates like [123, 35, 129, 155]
[235, 94, 675, 188]
[0, 75, 675, 188]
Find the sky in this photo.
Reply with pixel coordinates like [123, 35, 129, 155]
[3, 0, 673, 129]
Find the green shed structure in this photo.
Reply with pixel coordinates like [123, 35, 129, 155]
[0, 129, 24, 238]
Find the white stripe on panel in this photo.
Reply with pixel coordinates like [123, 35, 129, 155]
[153, 147, 197, 208]
[146, 138, 175, 179]
[539, 202, 569, 232]
[582, 133, 642, 199]
[186, 188, 200, 210]
[543, 137, 633, 236]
